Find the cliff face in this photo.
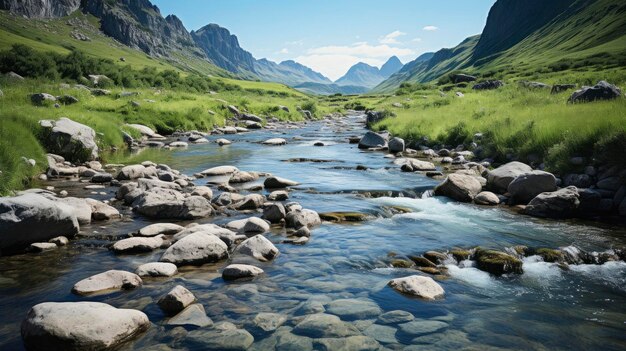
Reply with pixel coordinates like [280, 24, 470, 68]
[472, 0, 572, 62]
[191, 23, 256, 74]
[0, 0, 81, 18]
[81, 0, 201, 58]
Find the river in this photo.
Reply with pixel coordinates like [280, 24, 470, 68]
[1, 114, 625, 350]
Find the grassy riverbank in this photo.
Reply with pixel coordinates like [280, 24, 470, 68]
[337, 76, 626, 174]
[0, 76, 333, 195]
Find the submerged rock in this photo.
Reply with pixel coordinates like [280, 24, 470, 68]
[264, 176, 299, 188]
[187, 327, 254, 350]
[388, 275, 445, 300]
[167, 304, 213, 328]
[293, 314, 360, 338]
[135, 262, 178, 277]
[222, 264, 264, 281]
[21, 302, 149, 351]
[326, 299, 382, 320]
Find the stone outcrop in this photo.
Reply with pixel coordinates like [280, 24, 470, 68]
[39, 118, 98, 162]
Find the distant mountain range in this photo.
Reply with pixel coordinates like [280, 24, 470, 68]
[335, 56, 403, 89]
[374, 0, 626, 92]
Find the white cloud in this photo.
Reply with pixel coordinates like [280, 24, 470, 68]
[277, 48, 289, 54]
[423, 25, 438, 31]
[379, 30, 406, 44]
[295, 42, 416, 81]
[412, 37, 422, 42]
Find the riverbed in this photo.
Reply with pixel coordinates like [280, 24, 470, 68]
[1, 115, 625, 350]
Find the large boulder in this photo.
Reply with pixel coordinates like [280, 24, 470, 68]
[358, 131, 388, 149]
[388, 275, 444, 300]
[388, 137, 405, 153]
[524, 186, 580, 219]
[0, 193, 79, 254]
[507, 170, 557, 204]
[158, 285, 196, 316]
[39, 118, 98, 161]
[126, 123, 157, 137]
[487, 161, 533, 193]
[262, 203, 286, 224]
[569, 81, 622, 103]
[475, 249, 523, 275]
[160, 232, 228, 266]
[434, 173, 482, 202]
[116, 164, 157, 180]
[21, 302, 149, 351]
[264, 176, 299, 189]
[285, 209, 321, 229]
[72, 270, 142, 295]
[365, 111, 386, 126]
[200, 165, 239, 176]
[30, 93, 56, 105]
[234, 235, 279, 262]
[472, 80, 504, 90]
[134, 192, 213, 220]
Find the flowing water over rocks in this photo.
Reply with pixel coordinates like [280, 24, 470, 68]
[1, 115, 625, 350]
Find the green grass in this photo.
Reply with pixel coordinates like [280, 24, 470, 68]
[364, 83, 626, 173]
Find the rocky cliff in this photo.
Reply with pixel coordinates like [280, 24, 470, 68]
[0, 0, 81, 18]
[191, 23, 256, 75]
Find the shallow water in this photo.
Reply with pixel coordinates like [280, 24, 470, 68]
[1, 115, 625, 350]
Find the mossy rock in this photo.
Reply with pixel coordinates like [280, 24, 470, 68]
[390, 206, 413, 214]
[319, 212, 371, 222]
[536, 248, 564, 263]
[418, 267, 442, 275]
[391, 259, 414, 268]
[450, 249, 472, 262]
[475, 248, 523, 275]
[409, 255, 437, 268]
[423, 251, 448, 264]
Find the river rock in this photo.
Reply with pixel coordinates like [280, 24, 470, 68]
[222, 264, 264, 281]
[91, 172, 112, 183]
[377, 310, 415, 324]
[388, 275, 444, 300]
[264, 176, 299, 188]
[72, 270, 142, 295]
[233, 194, 266, 210]
[262, 203, 286, 223]
[190, 186, 213, 199]
[49, 236, 69, 246]
[235, 235, 279, 262]
[293, 314, 360, 338]
[474, 191, 500, 205]
[158, 285, 196, 315]
[0, 193, 79, 253]
[268, 190, 289, 201]
[161, 233, 228, 266]
[137, 223, 183, 236]
[262, 138, 287, 145]
[358, 131, 388, 149]
[363, 324, 398, 344]
[434, 173, 482, 202]
[117, 164, 156, 180]
[388, 137, 405, 153]
[135, 262, 178, 277]
[398, 320, 448, 336]
[187, 327, 253, 350]
[85, 198, 120, 220]
[395, 158, 437, 171]
[326, 299, 382, 320]
[55, 197, 92, 224]
[475, 248, 523, 275]
[39, 118, 98, 161]
[507, 170, 557, 204]
[135, 192, 213, 219]
[524, 186, 580, 219]
[171, 225, 235, 248]
[167, 304, 213, 328]
[229, 171, 259, 183]
[314, 336, 380, 351]
[200, 165, 239, 176]
[112, 235, 165, 254]
[253, 313, 287, 332]
[242, 217, 271, 233]
[29, 242, 58, 252]
[126, 124, 156, 137]
[285, 209, 321, 229]
[216, 138, 232, 146]
[21, 302, 149, 351]
[487, 161, 533, 193]
[569, 81, 622, 103]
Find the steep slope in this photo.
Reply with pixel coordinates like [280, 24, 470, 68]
[379, 56, 404, 78]
[375, 0, 626, 92]
[191, 23, 257, 79]
[254, 59, 331, 86]
[0, 0, 80, 18]
[335, 62, 384, 88]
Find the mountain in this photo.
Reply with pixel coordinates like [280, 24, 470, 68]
[293, 82, 369, 96]
[375, 0, 626, 92]
[336, 57, 404, 89]
[379, 56, 404, 77]
[191, 23, 257, 79]
[254, 59, 331, 86]
[0, 0, 80, 18]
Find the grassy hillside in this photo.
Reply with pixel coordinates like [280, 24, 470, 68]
[375, 0, 626, 92]
[0, 10, 232, 78]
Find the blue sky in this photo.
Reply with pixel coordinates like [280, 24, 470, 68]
[152, 0, 496, 80]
